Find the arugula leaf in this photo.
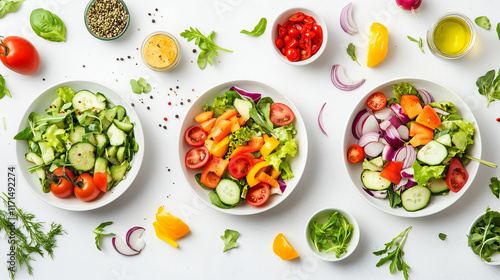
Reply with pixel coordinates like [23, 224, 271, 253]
[490, 177, 500, 198]
[476, 69, 500, 107]
[0, 74, 11, 100]
[220, 229, 239, 252]
[180, 27, 232, 70]
[347, 43, 360, 66]
[241, 17, 267, 37]
[387, 187, 402, 208]
[475, 16, 491, 30]
[30, 8, 66, 42]
[439, 233, 447, 241]
[308, 211, 353, 258]
[407, 35, 424, 53]
[0, 0, 24, 19]
[373, 226, 412, 280]
[468, 207, 500, 262]
[93, 221, 115, 251]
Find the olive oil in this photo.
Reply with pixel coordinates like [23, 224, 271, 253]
[433, 17, 472, 55]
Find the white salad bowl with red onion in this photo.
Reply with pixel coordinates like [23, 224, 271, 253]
[343, 78, 481, 218]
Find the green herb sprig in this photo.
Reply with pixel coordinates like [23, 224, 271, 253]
[221, 229, 239, 252]
[309, 211, 353, 258]
[373, 226, 412, 280]
[180, 27, 232, 70]
[468, 207, 500, 262]
[93, 221, 115, 251]
[439, 233, 447, 241]
[407, 35, 424, 53]
[347, 43, 360, 66]
[241, 18, 267, 37]
[30, 8, 66, 42]
[0, 74, 11, 99]
[476, 69, 500, 108]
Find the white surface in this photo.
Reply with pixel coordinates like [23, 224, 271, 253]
[1, 0, 500, 279]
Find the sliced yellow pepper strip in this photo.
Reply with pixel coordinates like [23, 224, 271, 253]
[273, 233, 299, 261]
[153, 221, 178, 248]
[210, 135, 230, 158]
[246, 161, 270, 187]
[260, 134, 280, 157]
[153, 206, 190, 248]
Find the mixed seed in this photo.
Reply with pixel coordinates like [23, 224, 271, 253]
[87, 0, 129, 39]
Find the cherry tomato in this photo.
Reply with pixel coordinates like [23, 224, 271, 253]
[228, 155, 253, 179]
[74, 173, 101, 202]
[275, 13, 321, 62]
[312, 25, 323, 38]
[50, 167, 75, 198]
[287, 27, 300, 38]
[275, 38, 284, 49]
[286, 38, 299, 49]
[446, 158, 469, 192]
[304, 31, 316, 39]
[277, 25, 286, 39]
[285, 47, 300, 62]
[288, 12, 305, 22]
[366, 92, 388, 111]
[269, 103, 295, 126]
[0, 36, 40, 75]
[246, 182, 271, 207]
[185, 146, 210, 169]
[311, 37, 323, 54]
[184, 125, 208, 147]
[347, 144, 364, 163]
[303, 16, 315, 24]
[283, 35, 291, 45]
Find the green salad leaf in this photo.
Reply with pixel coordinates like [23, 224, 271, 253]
[490, 177, 500, 198]
[56, 87, 74, 103]
[130, 77, 151, 94]
[0, 0, 24, 19]
[221, 229, 239, 252]
[468, 207, 500, 262]
[241, 17, 267, 37]
[256, 97, 274, 129]
[265, 124, 297, 179]
[30, 8, 66, 42]
[209, 192, 234, 209]
[180, 27, 232, 70]
[412, 161, 446, 186]
[475, 16, 491, 30]
[0, 74, 12, 100]
[373, 226, 412, 280]
[204, 90, 239, 117]
[439, 233, 447, 241]
[392, 82, 422, 105]
[93, 221, 115, 251]
[226, 126, 256, 159]
[429, 100, 457, 114]
[308, 211, 353, 258]
[476, 69, 500, 108]
[347, 43, 361, 66]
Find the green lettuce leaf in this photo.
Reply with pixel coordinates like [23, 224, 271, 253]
[42, 124, 67, 152]
[264, 124, 297, 179]
[226, 126, 256, 158]
[204, 90, 239, 117]
[220, 229, 239, 252]
[56, 87, 74, 104]
[392, 82, 422, 104]
[412, 161, 446, 186]
[429, 101, 457, 114]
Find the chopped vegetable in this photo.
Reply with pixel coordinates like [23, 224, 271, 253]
[0, 74, 11, 100]
[497, 23, 500, 40]
[240, 17, 267, 37]
[490, 177, 500, 198]
[130, 77, 151, 94]
[153, 206, 190, 248]
[273, 233, 299, 260]
[180, 27, 232, 70]
[318, 102, 327, 136]
[347, 43, 360, 66]
[30, 8, 66, 42]
[396, 0, 421, 11]
[439, 233, 447, 241]
[330, 64, 365, 91]
[93, 221, 115, 251]
[468, 207, 500, 262]
[407, 35, 424, 53]
[221, 229, 239, 252]
[0, 0, 24, 19]
[475, 16, 491, 30]
[308, 211, 353, 258]
[373, 226, 412, 280]
[367, 22, 388, 67]
[340, 2, 358, 35]
[476, 69, 500, 108]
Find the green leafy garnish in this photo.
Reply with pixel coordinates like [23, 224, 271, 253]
[497, 23, 500, 40]
[308, 211, 353, 258]
[475, 16, 491, 30]
[226, 126, 255, 159]
[476, 69, 500, 108]
[0, 0, 24, 19]
[373, 226, 412, 280]
[1, 193, 66, 280]
[0, 74, 11, 99]
[180, 27, 232, 70]
[220, 229, 239, 252]
[30, 8, 66, 42]
[209, 192, 234, 209]
[130, 77, 151, 94]
[93, 221, 115, 251]
[412, 161, 446, 186]
[468, 207, 500, 262]
[387, 187, 402, 208]
[346, 43, 360, 66]
[241, 17, 267, 37]
[490, 177, 500, 198]
[439, 233, 447, 241]
[407, 35, 424, 53]
[265, 124, 297, 180]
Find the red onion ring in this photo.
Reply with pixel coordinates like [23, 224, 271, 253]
[340, 2, 358, 35]
[331, 64, 365, 91]
[318, 102, 328, 136]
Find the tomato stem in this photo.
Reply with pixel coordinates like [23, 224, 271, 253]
[0, 36, 9, 56]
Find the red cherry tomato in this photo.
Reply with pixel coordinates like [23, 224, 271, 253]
[275, 13, 321, 62]
[304, 31, 316, 39]
[185, 146, 210, 169]
[283, 35, 291, 45]
[347, 144, 364, 163]
[446, 158, 469, 192]
[74, 173, 101, 202]
[0, 36, 40, 75]
[312, 25, 323, 38]
[269, 103, 295, 126]
[303, 16, 315, 24]
[285, 47, 300, 62]
[93, 171, 108, 193]
[228, 155, 253, 179]
[277, 25, 286, 39]
[366, 92, 388, 111]
[275, 38, 284, 49]
[287, 27, 300, 38]
[246, 182, 271, 207]
[184, 125, 208, 147]
[289, 12, 305, 22]
[50, 167, 75, 198]
[286, 38, 299, 49]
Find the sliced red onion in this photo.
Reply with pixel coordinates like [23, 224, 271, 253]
[401, 167, 414, 179]
[362, 115, 380, 135]
[379, 137, 388, 145]
[393, 146, 407, 162]
[363, 187, 387, 199]
[318, 102, 328, 136]
[340, 2, 358, 35]
[112, 237, 140, 256]
[406, 178, 418, 189]
[390, 103, 410, 124]
[418, 89, 434, 105]
[374, 107, 395, 121]
[331, 64, 366, 91]
[352, 109, 371, 139]
[433, 107, 450, 115]
[382, 144, 395, 161]
[397, 125, 409, 140]
[125, 226, 146, 253]
[278, 177, 287, 194]
[383, 125, 405, 148]
[379, 119, 391, 131]
[402, 145, 416, 169]
[271, 186, 283, 195]
[364, 141, 385, 157]
[394, 178, 408, 192]
[230, 86, 261, 103]
[357, 131, 380, 147]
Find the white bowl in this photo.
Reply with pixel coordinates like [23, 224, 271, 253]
[270, 7, 328, 66]
[178, 80, 308, 215]
[15, 81, 145, 211]
[343, 78, 481, 218]
[305, 208, 360, 261]
[468, 210, 500, 265]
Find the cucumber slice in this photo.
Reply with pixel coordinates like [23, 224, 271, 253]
[435, 134, 452, 147]
[94, 157, 108, 173]
[401, 186, 431, 211]
[116, 146, 126, 162]
[95, 133, 109, 156]
[113, 119, 134, 133]
[26, 152, 46, 184]
[417, 140, 448, 166]
[38, 142, 55, 164]
[69, 126, 86, 144]
[68, 142, 96, 171]
[110, 161, 129, 182]
[115, 105, 126, 121]
[72, 90, 106, 113]
[361, 170, 392, 191]
[427, 178, 450, 195]
[216, 179, 241, 205]
[234, 98, 253, 121]
[107, 123, 127, 146]
[82, 133, 97, 146]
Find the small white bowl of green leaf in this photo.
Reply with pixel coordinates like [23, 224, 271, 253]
[305, 208, 360, 261]
[468, 207, 500, 265]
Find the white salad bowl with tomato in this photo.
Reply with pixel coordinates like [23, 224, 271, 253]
[179, 80, 308, 215]
[343, 78, 481, 218]
[271, 8, 327, 65]
[15, 81, 145, 211]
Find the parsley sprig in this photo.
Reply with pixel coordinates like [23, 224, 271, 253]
[180, 27, 232, 70]
[373, 226, 412, 280]
[93, 221, 115, 251]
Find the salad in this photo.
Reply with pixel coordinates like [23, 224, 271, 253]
[347, 82, 475, 212]
[183, 86, 298, 209]
[14, 87, 138, 202]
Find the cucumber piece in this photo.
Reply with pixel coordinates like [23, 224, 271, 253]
[362, 156, 384, 171]
[115, 105, 126, 121]
[95, 92, 107, 106]
[25, 152, 46, 184]
[427, 178, 450, 195]
[45, 96, 62, 115]
[107, 123, 127, 146]
[215, 179, 241, 205]
[72, 90, 105, 113]
[106, 145, 118, 158]
[105, 107, 118, 122]
[435, 134, 452, 147]
[110, 161, 129, 182]
[116, 146, 126, 162]
[68, 142, 96, 171]
[85, 122, 101, 133]
[401, 185, 431, 211]
[98, 109, 112, 130]
[69, 126, 86, 144]
[38, 142, 55, 164]
[417, 140, 448, 165]
[234, 98, 253, 121]
[94, 157, 108, 173]
[82, 133, 97, 146]
[95, 133, 109, 156]
[113, 119, 134, 133]
[361, 170, 392, 191]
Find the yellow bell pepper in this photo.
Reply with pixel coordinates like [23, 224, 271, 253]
[273, 233, 299, 261]
[210, 135, 229, 158]
[260, 134, 280, 157]
[246, 161, 270, 187]
[367, 22, 388, 67]
[153, 206, 190, 248]
[153, 221, 178, 248]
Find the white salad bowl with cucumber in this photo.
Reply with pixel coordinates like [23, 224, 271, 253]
[15, 81, 144, 211]
[343, 78, 481, 218]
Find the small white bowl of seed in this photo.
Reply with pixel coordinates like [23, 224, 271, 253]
[85, 0, 130, 40]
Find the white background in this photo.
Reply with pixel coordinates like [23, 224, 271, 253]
[1, 0, 500, 279]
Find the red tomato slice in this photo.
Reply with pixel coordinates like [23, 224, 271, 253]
[246, 182, 271, 207]
[277, 24, 286, 39]
[367, 92, 388, 111]
[185, 146, 210, 169]
[269, 103, 295, 126]
[228, 155, 253, 179]
[289, 12, 305, 22]
[184, 126, 207, 147]
[93, 171, 108, 192]
[446, 158, 469, 192]
[347, 144, 364, 163]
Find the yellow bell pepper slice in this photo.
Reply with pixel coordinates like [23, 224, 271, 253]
[367, 22, 388, 67]
[260, 134, 280, 157]
[153, 206, 190, 248]
[246, 161, 270, 187]
[210, 135, 230, 158]
[273, 233, 299, 261]
[153, 221, 178, 248]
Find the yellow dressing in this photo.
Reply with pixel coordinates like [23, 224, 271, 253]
[143, 34, 178, 70]
[433, 17, 471, 55]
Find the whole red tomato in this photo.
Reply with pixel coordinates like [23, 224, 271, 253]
[74, 173, 101, 202]
[0, 36, 40, 75]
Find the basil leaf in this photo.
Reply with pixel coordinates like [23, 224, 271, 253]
[0, 74, 11, 99]
[137, 77, 151, 93]
[475, 16, 491, 30]
[0, 0, 24, 19]
[130, 79, 141, 94]
[197, 50, 208, 70]
[347, 43, 360, 66]
[30, 8, 66, 42]
[241, 17, 267, 37]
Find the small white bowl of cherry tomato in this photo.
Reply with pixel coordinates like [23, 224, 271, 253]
[271, 8, 327, 65]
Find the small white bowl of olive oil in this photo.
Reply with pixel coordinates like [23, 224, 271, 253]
[427, 13, 476, 59]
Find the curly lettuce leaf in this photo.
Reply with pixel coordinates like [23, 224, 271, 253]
[226, 126, 256, 159]
[429, 101, 457, 114]
[56, 87, 74, 104]
[42, 124, 67, 152]
[204, 90, 239, 117]
[393, 82, 422, 104]
[265, 124, 297, 179]
[412, 161, 446, 186]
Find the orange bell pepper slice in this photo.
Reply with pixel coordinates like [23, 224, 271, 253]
[194, 111, 214, 123]
[211, 136, 230, 158]
[246, 161, 270, 187]
[200, 156, 229, 188]
[273, 233, 299, 261]
[212, 120, 232, 143]
[229, 136, 264, 159]
[256, 169, 279, 188]
[200, 118, 216, 132]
